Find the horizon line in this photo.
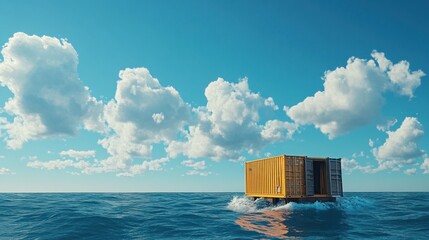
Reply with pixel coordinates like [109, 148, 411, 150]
[1, 191, 428, 193]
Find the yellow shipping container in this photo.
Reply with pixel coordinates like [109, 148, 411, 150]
[245, 155, 306, 198]
[245, 155, 286, 198]
[245, 154, 343, 202]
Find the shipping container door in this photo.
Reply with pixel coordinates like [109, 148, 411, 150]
[285, 156, 305, 197]
[328, 159, 343, 196]
[305, 158, 314, 196]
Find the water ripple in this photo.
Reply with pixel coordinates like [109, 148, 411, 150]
[0, 192, 428, 239]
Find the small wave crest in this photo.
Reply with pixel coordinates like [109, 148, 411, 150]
[337, 196, 374, 212]
[227, 196, 258, 213]
[228, 195, 373, 213]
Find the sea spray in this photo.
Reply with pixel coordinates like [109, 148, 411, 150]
[227, 196, 258, 213]
[227, 195, 373, 213]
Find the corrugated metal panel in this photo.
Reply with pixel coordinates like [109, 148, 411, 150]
[328, 158, 343, 196]
[305, 158, 314, 196]
[245, 155, 286, 198]
[285, 156, 305, 197]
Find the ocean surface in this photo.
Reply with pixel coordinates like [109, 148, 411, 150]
[0, 192, 428, 239]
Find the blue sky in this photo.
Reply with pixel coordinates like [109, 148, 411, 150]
[0, 0, 428, 192]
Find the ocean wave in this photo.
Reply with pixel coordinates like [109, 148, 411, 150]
[2, 193, 427, 239]
[227, 196, 259, 213]
[227, 195, 373, 213]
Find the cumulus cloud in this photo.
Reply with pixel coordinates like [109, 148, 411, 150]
[27, 159, 90, 170]
[421, 157, 429, 174]
[261, 120, 297, 142]
[376, 119, 398, 132]
[287, 51, 425, 139]
[341, 158, 373, 174]
[181, 159, 206, 170]
[264, 97, 279, 110]
[372, 51, 425, 97]
[181, 160, 211, 176]
[116, 158, 169, 177]
[24, 67, 187, 176]
[0, 32, 105, 149]
[404, 168, 417, 175]
[0, 167, 14, 175]
[27, 155, 169, 177]
[0, 33, 296, 175]
[167, 78, 296, 160]
[94, 68, 191, 172]
[104, 68, 191, 144]
[60, 149, 96, 160]
[372, 117, 424, 171]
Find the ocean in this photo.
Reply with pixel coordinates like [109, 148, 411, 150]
[0, 192, 428, 239]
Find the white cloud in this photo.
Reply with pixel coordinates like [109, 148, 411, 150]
[116, 158, 169, 177]
[368, 139, 374, 147]
[229, 156, 246, 163]
[282, 105, 289, 114]
[55, 67, 195, 176]
[376, 119, 397, 132]
[26, 156, 169, 177]
[152, 113, 165, 124]
[167, 78, 296, 160]
[185, 169, 211, 176]
[404, 168, 417, 175]
[372, 117, 424, 171]
[287, 51, 424, 139]
[264, 97, 279, 110]
[351, 151, 365, 159]
[60, 149, 96, 160]
[97, 68, 191, 170]
[67, 156, 127, 175]
[104, 67, 191, 144]
[181, 160, 206, 170]
[98, 136, 152, 162]
[372, 51, 425, 97]
[26, 151, 97, 173]
[0, 32, 105, 149]
[0, 167, 14, 175]
[181, 160, 211, 176]
[421, 157, 429, 174]
[27, 159, 90, 170]
[341, 158, 373, 174]
[261, 120, 297, 143]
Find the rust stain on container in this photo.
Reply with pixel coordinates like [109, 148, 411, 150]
[245, 154, 343, 203]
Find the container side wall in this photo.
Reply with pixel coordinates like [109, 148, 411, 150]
[285, 156, 305, 197]
[245, 155, 286, 198]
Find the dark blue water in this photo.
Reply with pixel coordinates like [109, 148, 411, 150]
[0, 192, 428, 239]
